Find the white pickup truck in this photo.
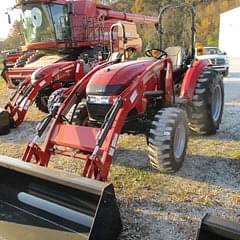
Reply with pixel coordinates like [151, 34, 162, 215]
[196, 47, 229, 77]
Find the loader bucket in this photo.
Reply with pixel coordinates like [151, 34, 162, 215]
[196, 214, 240, 240]
[0, 108, 11, 135]
[0, 156, 122, 240]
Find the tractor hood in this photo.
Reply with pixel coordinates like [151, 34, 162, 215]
[31, 61, 75, 84]
[86, 59, 155, 96]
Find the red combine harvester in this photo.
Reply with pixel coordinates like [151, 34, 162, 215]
[0, 0, 155, 132]
[0, 3, 233, 240]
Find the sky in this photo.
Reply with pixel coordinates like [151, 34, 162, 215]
[0, 0, 19, 40]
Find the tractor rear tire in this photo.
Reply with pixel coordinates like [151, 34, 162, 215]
[189, 69, 224, 135]
[148, 107, 188, 173]
[47, 88, 67, 113]
[35, 89, 53, 113]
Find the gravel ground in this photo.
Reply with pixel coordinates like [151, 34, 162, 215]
[0, 59, 240, 239]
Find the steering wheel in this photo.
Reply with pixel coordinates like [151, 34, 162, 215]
[145, 48, 168, 59]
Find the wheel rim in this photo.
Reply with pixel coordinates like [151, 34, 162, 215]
[173, 123, 186, 160]
[211, 84, 222, 122]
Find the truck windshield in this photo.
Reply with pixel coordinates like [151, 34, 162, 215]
[204, 48, 222, 55]
[19, 3, 70, 44]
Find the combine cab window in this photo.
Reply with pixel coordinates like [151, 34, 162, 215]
[50, 4, 71, 41]
[19, 4, 70, 44]
[20, 4, 55, 43]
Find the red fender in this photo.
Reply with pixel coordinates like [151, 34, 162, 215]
[180, 59, 210, 100]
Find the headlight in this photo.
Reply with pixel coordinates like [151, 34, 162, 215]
[87, 95, 111, 104]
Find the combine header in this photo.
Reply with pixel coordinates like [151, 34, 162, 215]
[0, 3, 230, 239]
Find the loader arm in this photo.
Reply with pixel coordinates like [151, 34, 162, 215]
[4, 61, 82, 127]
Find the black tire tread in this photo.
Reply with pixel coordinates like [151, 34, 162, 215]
[189, 68, 224, 135]
[148, 107, 188, 173]
[35, 89, 53, 113]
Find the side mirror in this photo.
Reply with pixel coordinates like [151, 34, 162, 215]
[223, 52, 227, 55]
[6, 12, 11, 25]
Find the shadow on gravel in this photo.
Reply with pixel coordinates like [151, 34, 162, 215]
[115, 148, 149, 169]
[0, 121, 40, 144]
[115, 146, 240, 191]
[178, 154, 240, 190]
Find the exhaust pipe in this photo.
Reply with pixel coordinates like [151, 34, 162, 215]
[0, 108, 11, 135]
[196, 213, 240, 240]
[0, 156, 122, 240]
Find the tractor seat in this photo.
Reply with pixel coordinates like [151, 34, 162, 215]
[165, 46, 187, 69]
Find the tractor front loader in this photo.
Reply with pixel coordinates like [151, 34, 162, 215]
[0, 3, 229, 240]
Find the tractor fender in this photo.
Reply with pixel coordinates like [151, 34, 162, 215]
[180, 59, 210, 100]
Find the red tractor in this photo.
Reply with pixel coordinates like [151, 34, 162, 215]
[0, 0, 156, 132]
[19, 2, 224, 178]
[0, 3, 226, 240]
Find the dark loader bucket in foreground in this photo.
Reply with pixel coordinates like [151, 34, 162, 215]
[196, 214, 240, 240]
[0, 156, 122, 240]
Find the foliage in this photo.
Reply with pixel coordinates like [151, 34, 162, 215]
[1, 20, 24, 51]
[111, 0, 240, 48]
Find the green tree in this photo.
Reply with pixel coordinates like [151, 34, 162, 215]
[3, 20, 24, 50]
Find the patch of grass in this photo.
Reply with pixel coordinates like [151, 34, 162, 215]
[188, 137, 240, 159]
[229, 151, 240, 160]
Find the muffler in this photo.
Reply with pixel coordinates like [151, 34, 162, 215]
[0, 156, 122, 240]
[0, 108, 11, 135]
[196, 213, 240, 240]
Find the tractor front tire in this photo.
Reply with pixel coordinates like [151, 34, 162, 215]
[71, 103, 88, 126]
[189, 69, 224, 135]
[47, 88, 67, 113]
[148, 107, 188, 173]
[35, 89, 53, 113]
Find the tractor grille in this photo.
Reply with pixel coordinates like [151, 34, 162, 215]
[87, 103, 112, 121]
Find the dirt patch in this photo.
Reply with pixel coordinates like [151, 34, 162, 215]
[0, 75, 240, 239]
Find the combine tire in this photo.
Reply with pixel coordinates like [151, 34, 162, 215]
[35, 89, 53, 113]
[148, 107, 188, 173]
[189, 69, 224, 135]
[47, 88, 67, 113]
